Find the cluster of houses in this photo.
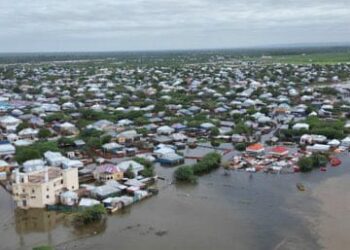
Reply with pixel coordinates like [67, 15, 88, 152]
[0, 57, 350, 209]
[10, 157, 156, 211]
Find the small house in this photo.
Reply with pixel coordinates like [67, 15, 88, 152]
[246, 143, 265, 155]
[94, 164, 124, 182]
[270, 146, 289, 157]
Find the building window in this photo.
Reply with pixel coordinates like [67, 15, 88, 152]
[46, 195, 49, 199]
[61, 180, 64, 184]
[47, 188, 49, 191]
[72, 186, 74, 189]
[32, 189, 35, 193]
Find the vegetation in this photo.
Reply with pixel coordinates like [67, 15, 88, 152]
[235, 142, 248, 151]
[44, 112, 71, 122]
[317, 87, 338, 96]
[174, 152, 222, 183]
[298, 153, 329, 172]
[192, 152, 222, 175]
[133, 157, 155, 177]
[73, 204, 106, 225]
[33, 246, 54, 250]
[124, 166, 135, 179]
[305, 117, 345, 139]
[297, 156, 314, 172]
[15, 141, 60, 164]
[259, 51, 350, 65]
[38, 128, 52, 139]
[234, 122, 252, 135]
[15, 148, 41, 164]
[174, 166, 197, 183]
[280, 117, 346, 141]
[210, 140, 220, 148]
[210, 127, 220, 137]
[16, 121, 29, 132]
[58, 137, 75, 147]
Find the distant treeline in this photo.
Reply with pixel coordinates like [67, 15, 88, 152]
[0, 46, 349, 65]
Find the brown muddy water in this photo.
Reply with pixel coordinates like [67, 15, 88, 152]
[1, 152, 350, 250]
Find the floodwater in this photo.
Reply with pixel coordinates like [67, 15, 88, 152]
[1, 152, 350, 250]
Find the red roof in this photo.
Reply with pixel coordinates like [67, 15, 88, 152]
[271, 146, 289, 154]
[246, 143, 264, 151]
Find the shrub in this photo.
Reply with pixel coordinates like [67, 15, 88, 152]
[192, 152, 221, 175]
[134, 157, 155, 177]
[174, 166, 196, 183]
[124, 166, 135, 179]
[74, 204, 106, 225]
[298, 153, 329, 172]
[210, 127, 220, 137]
[298, 156, 314, 172]
[311, 153, 328, 168]
[33, 246, 54, 250]
[87, 137, 102, 149]
[15, 148, 41, 164]
[174, 153, 221, 183]
[210, 140, 220, 148]
[58, 137, 75, 146]
[38, 128, 52, 139]
[235, 142, 247, 151]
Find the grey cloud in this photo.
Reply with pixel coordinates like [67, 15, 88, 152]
[0, 0, 349, 52]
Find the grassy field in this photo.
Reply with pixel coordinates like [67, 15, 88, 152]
[257, 51, 350, 65]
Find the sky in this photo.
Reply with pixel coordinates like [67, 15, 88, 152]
[0, 0, 350, 52]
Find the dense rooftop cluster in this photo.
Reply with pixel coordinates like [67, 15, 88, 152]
[0, 54, 350, 208]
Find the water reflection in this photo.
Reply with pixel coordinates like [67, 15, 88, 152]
[15, 209, 64, 234]
[72, 218, 107, 237]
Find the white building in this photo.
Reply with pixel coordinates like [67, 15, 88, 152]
[12, 167, 79, 208]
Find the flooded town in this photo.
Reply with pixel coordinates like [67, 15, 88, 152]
[0, 48, 349, 249]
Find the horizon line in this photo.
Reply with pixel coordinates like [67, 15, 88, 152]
[1, 42, 350, 55]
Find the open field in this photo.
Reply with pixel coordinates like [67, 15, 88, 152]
[256, 51, 350, 65]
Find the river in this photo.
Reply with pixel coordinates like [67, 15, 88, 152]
[0, 152, 349, 250]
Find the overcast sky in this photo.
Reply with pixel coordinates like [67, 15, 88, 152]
[1, 0, 350, 52]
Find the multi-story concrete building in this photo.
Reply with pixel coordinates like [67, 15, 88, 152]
[11, 167, 79, 209]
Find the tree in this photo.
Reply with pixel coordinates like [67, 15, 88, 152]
[235, 142, 247, 151]
[311, 153, 328, 168]
[192, 152, 221, 175]
[174, 166, 196, 183]
[38, 128, 52, 139]
[134, 157, 155, 177]
[87, 137, 101, 149]
[15, 148, 41, 164]
[32, 141, 60, 155]
[210, 127, 220, 137]
[58, 137, 75, 147]
[74, 204, 106, 225]
[16, 121, 29, 133]
[135, 117, 148, 126]
[101, 135, 112, 145]
[140, 167, 155, 177]
[298, 156, 314, 172]
[210, 140, 220, 151]
[234, 122, 252, 135]
[124, 165, 135, 179]
[136, 127, 148, 136]
[44, 112, 70, 123]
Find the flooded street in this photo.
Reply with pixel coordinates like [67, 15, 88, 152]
[1, 153, 350, 250]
